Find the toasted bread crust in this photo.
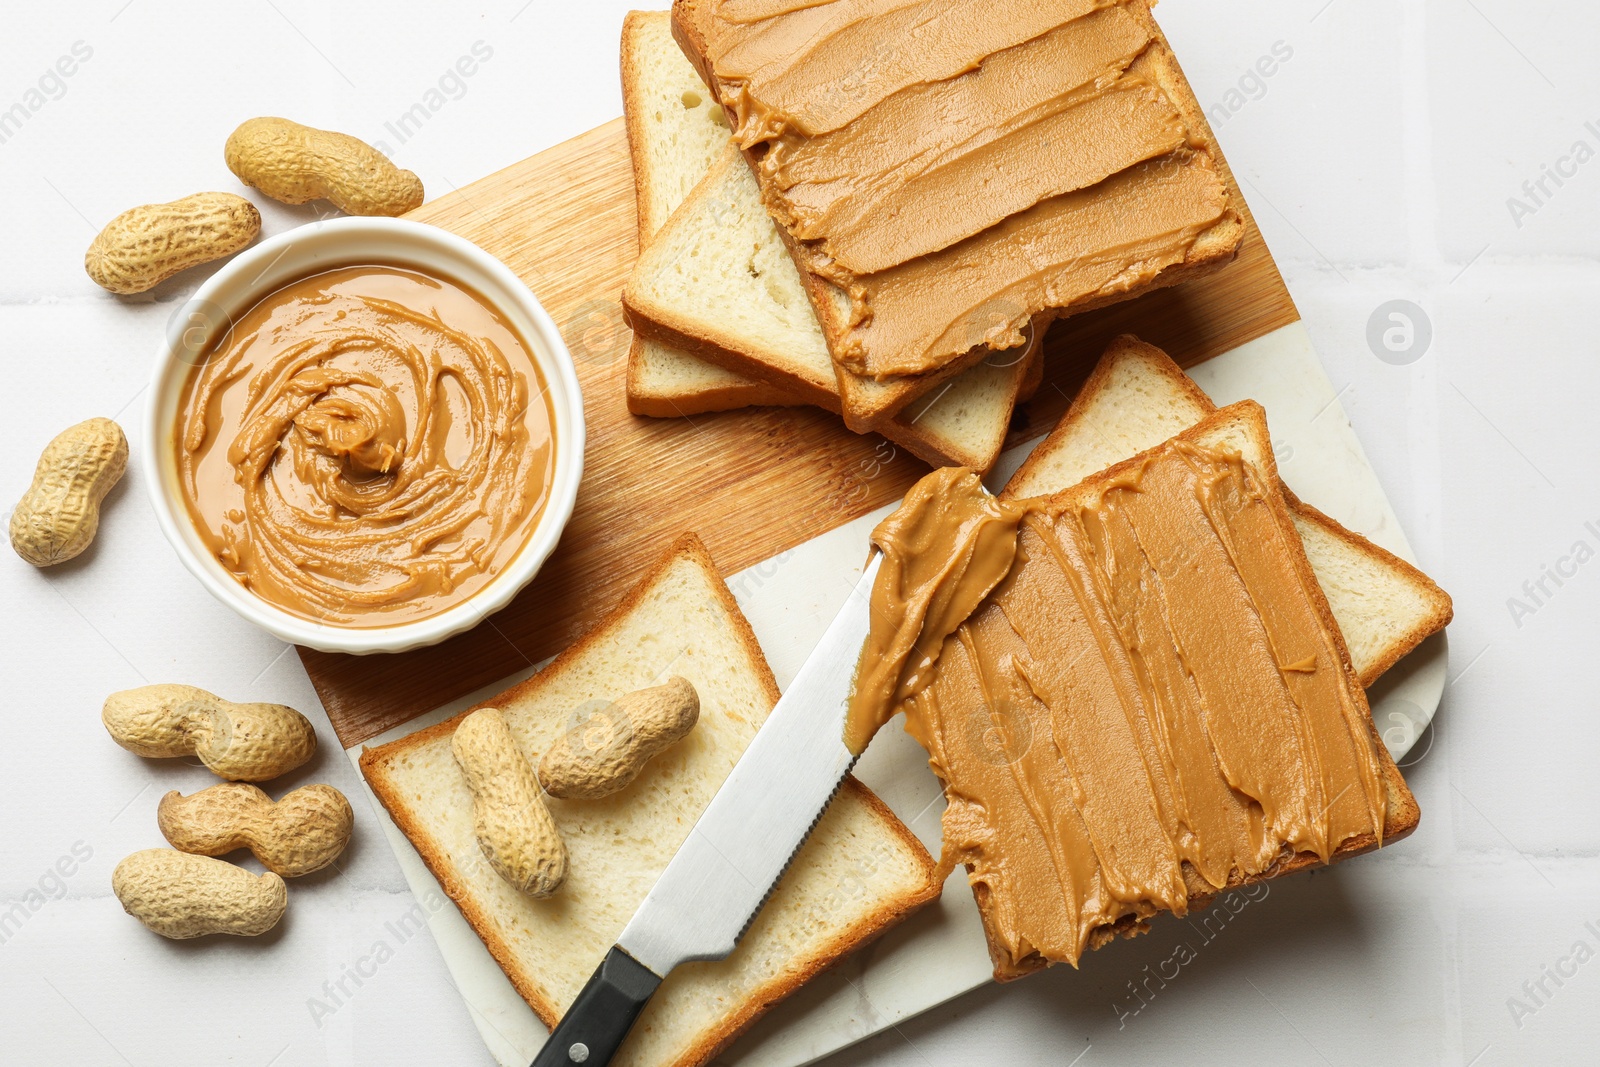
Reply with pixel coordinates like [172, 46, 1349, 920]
[688, 776, 940, 1064]
[621, 138, 1035, 469]
[1003, 334, 1209, 497]
[621, 285, 841, 410]
[361, 533, 939, 1065]
[670, 0, 1012, 431]
[622, 294, 1030, 469]
[618, 145, 1011, 426]
[1281, 490, 1455, 686]
[620, 10, 659, 248]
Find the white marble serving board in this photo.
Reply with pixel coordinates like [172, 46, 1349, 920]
[345, 320, 1447, 1067]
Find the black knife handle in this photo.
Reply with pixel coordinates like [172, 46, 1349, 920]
[531, 946, 662, 1067]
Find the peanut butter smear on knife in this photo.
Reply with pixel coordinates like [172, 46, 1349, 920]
[845, 417, 1394, 969]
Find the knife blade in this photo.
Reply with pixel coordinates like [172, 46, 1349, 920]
[530, 554, 881, 1067]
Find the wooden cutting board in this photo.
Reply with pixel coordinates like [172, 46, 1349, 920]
[301, 117, 1298, 748]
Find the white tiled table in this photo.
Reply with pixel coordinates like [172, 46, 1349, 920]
[1, 2, 1593, 1064]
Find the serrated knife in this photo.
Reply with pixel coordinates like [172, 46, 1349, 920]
[530, 554, 882, 1067]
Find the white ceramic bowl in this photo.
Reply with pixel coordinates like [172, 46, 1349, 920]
[145, 217, 585, 655]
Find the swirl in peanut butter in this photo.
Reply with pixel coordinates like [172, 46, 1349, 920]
[176, 266, 554, 627]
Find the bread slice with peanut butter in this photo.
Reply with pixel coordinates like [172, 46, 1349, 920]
[882, 402, 1421, 979]
[671, 0, 1245, 429]
[620, 9, 1035, 470]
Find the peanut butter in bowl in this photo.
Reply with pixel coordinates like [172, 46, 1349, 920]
[175, 264, 556, 628]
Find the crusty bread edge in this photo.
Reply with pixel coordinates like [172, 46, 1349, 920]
[361, 533, 941, 1064]
[1017, 322, 1049, 403]
[358, 535, 779, 1033]
[622, 290, 841, 411]
[622, 293, 1019, 468]
[625, 337, 805, 417]
[833, 337, 1016, 432]
[620, 146, 1006, 429]
[978, 402, 1419, 980]
[619, 144, 840, 409]
[914, 41, 1247, 385]
[359, 537, 748, 1030]
[620, 137, 1028, 467]
[1002, 334, 1208, 499]
[361, 725, 563, 1026]
[668, 1, 1006, 430]
[685, 776, 940, 1067]
[845, 20, 1252, 425]
[621, 10, 669, 247]
[623, 291, 993, 446]
[1284, 489, 1455, 686]
[839, 308, 1052, 436]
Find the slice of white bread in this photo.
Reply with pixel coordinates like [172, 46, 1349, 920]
[972, 400, 1421, 980]
[1003, 336, 1452, 687]
[623, 143, 1036, 468]
[626, 148, 834, 406]
[628, 336, 798, 417]
[622, 11, 1033, 468]
[622, 9, 799, 415]
[362, 534, 938, 1067]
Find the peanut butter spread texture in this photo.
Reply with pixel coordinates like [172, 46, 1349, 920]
[176, 266, 554, 627]
[847, 411, 1401, 973]
[689, 0, 1238, 379]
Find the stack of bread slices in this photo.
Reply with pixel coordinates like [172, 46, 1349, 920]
[619, 10, 1041, 471]
[623, 1, 1245, 471]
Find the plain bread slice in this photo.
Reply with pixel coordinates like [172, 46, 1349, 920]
[622, 10, 800, 415]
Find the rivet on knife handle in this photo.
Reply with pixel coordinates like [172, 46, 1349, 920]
[530, 946, 662, 1067]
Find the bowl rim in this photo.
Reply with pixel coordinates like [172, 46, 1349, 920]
[144, 215, 586, 656]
